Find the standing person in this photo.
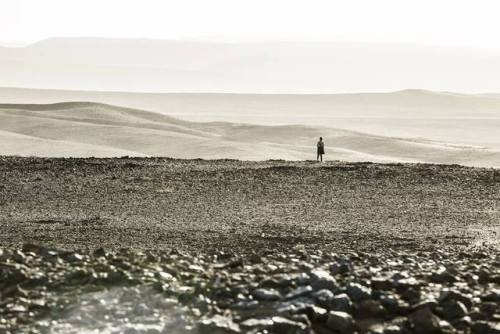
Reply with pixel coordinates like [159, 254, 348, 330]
[317, 137, 325, 162]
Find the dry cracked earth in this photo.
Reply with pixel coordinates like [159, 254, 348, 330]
[0, 157, 499, 333]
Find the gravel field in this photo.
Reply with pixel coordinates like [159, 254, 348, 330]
[0, 157, 499, 333]
[0, 157, 499, 253]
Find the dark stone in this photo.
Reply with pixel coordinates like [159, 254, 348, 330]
[93, 247, 107, 258]
[239, 318, 273, 330]
[400, 287, 421, 304]
[65, 269, 92, 285]
[371, 277, 393, 291]
[346, 283, 372, 302]
[439, 289, 473, 310]
[409, 308, 442, 334]
[1, 284, 29, 298]
[478, 269, 491, 284]
[395, 277, 420, 291]
[253, 288, 281, 302]
[271, 316, 308, 334]
[383, 325, 404, 334]
[214, 258, 244, 270]
[490, 275, 500, 284]
[480, 301, 498, 315]
[356, 300, 387, 319]
[303, 304, 328, 322]
[439, 300, 468, 320]
[313, 289, 335, 308]
[411, 300, 438, 313]
[380, 294, 410, 316]
[326, 311, 354, 334]
[431, 269, 457, 284]
[107, 269, 131, 284]
[259, 278, 281, 289]
[1, 267, 28, 286]
[310, 269, 337, 291]
[330, 261, 353, 276]
[290, 313, 311, 327]
[198, 315, 240, 333]
[451, 316, 472, 331]
[11, 250, 26, 263]
[330, 293, 353, 314]
[469, 310, 487, 321]
[471, 321, 500, 334]
[285, 286, 313, 300]
[483, 290, 500, 303]
[21, 244, 46, 255]
[65, 252, 84, 262]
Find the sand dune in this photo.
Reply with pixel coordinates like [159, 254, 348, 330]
[2, 87, 500, 150]
[0, 130, 147, 158]
[1, 101, 499, 167]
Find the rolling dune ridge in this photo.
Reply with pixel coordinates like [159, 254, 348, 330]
[1, 101, 499, 166]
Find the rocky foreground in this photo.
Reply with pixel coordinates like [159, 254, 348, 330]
[0, 157, 499, 333]
[0, 245, 499, 333]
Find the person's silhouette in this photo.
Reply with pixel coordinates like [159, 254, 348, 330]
[317, 137, 325, 162]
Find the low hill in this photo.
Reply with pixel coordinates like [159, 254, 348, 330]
[1, 101, 499, 166]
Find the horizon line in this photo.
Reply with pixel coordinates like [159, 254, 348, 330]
[2, 36, 500, 52]
[1, 85, 493, 96]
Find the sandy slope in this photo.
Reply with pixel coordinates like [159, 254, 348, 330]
[1, 101, 500, 166]
[2, 87, 500, 150]
[0, 130, 147, 157]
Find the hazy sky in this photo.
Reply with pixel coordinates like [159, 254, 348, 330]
[2, 0, 500, 48]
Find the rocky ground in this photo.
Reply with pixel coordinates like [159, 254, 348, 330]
[0, 157, 499, 333]
[0, 245, 499, 333]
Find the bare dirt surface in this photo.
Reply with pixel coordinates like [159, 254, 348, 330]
[0, 157, 498, 254]
[0, 157, 499, 333]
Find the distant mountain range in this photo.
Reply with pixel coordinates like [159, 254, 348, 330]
[1, 37, 500, 93]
